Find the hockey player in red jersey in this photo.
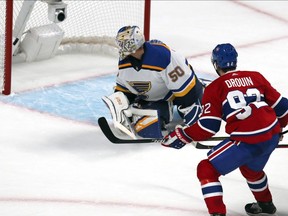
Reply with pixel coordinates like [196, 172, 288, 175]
[102, 26, 204, 139]
[161, 43, 288, 216]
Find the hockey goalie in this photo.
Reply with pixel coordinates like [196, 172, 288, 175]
[102, 25, 204, 139]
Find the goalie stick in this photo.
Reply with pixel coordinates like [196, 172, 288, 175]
[98, 117, 288, 149]
[98, 117, 209, 149]
[98, 117, 160, 143]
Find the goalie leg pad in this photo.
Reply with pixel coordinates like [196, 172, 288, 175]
[131, 107, 163, 138]
[130, 101, 173, 138]
[134, 115, 163, 138]
[134, 100, 173, 125]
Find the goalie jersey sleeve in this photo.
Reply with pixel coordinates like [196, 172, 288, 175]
[184, 70, 288, 144]
[115, 41, 201, 106]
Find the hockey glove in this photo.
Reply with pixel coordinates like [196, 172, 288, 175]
[161, 126, 193, 149]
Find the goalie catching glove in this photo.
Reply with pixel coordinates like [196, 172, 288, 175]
[161, 125, 193, 149]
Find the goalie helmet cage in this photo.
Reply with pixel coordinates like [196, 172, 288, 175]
[0, 0, 151, 95]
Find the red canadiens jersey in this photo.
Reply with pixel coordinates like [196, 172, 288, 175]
[185, 70, 288, 144]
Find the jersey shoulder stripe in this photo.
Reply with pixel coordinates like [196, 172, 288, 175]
[117, 42, 171, 72]
[119, 62, 132, 69]
[173, 74, 196, 97]
[118, 63, 165, 72]
[142, 64, 165, 71]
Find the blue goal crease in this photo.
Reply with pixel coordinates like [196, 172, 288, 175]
[0, 74, 115, 125]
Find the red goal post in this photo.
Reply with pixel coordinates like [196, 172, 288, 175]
[0, 0, 151, 95]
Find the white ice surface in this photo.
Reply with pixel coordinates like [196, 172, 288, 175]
[1, 1, 288, 216]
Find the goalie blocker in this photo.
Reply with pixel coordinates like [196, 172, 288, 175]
[102, 92, 170, 139]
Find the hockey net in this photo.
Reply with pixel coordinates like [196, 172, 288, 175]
[0, 0, 151, 95]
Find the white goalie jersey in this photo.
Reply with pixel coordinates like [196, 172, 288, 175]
[115, 41, 198, 102]
[104, 41, 203, 139]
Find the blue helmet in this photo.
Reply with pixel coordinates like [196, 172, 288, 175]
[211, 43, 238, 72]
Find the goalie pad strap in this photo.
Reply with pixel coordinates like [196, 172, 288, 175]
[130, 106, 158, 116]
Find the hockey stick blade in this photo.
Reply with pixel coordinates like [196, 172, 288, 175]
[98, 117, 161, 143]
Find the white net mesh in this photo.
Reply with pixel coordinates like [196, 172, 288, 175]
[13, 1, 145, 49]
[0, 0, 147, 94]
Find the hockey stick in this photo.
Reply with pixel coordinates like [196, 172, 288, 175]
[98, 117, 288, 149]
[203, 129, 288, 141]
[98, 117, 160, 144]
[180, 129, 288, 149]
[98, 117, 210, 149]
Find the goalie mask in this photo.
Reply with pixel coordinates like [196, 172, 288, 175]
[115, 25, 145, 60]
